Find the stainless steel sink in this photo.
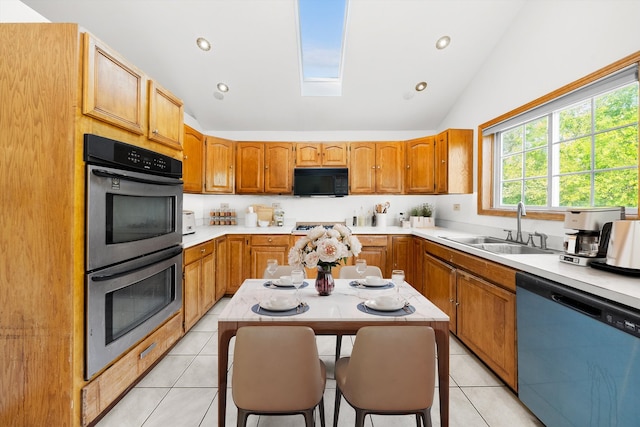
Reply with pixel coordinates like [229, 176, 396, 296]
[442, 236, 558, 255]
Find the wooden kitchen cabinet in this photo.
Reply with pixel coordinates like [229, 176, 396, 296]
[215, 236, 228, 300]
[236, 142, 294, 194]
[391, 235, 412, 281]
[147, 79, 184, 150]
[355, 235, 389, 275]
[249, 235, 291, 278]
[349, 142, 404, 194]
[82, 312, 183, 426]
[204, 136, 235, 193]
[226, 235, 250, 294]
[183, 241, 216, 331]
[295, 142, 348, 167]
[435, 129, 473, 194]
[422, 238, 518, 390]
[406, 136, 436, 194]
[456, 270, 517, 389]
[409, 237, 424, 294]
[424, 253, 458, 333]
[82, 32, 184, 155]
[82, 32, 146, 135]
[183, 125, 204, 193]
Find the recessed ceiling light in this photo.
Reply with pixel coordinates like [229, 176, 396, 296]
[196, 37, 211, 51]
[435, 35, 451, 50]
[415, 82, 427, 92]
[217, 83, 229, 93]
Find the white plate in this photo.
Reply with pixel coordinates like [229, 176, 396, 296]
[272, 279, 293, 287]
[364, 296, 405, 311]
[364, 277, 388, 287]
[259, 298, 298, 311]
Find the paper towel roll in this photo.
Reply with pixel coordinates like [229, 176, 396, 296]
[245, 212, 257, 227]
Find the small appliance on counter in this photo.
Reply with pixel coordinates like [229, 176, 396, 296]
[182, 210, 196, 235]
[560, 207, 625, 266]
[590, 220, 640, 276]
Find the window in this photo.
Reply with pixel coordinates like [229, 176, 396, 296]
[296, 0, 349, 96]
[479, 54, 640, 219]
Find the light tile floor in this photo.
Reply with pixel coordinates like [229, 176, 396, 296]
[96, 298, 544, 427]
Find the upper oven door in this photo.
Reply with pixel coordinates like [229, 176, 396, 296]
[86, 164, 183, 271]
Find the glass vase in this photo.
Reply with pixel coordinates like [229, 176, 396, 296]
[315, 265, 334, 296]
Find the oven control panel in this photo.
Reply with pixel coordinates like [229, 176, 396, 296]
[84, 133, 182, 178]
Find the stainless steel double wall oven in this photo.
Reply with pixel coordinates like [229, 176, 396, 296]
[84, 134, 183, 380]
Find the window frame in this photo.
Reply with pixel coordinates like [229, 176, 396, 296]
[478, 51, 640, 221]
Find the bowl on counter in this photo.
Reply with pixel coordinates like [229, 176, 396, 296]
[258, 220, 270, 227]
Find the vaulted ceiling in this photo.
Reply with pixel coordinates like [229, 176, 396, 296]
[21, 0, 526, 132]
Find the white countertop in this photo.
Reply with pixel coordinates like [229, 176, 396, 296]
[182, 224, 640, 311]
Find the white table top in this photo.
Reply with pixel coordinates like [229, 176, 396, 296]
[218, 278, 450, 323]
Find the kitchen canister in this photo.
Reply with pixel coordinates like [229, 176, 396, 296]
[375, 213, 387, 228]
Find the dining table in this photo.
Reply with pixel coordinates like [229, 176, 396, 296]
[217, 277, 451, 427]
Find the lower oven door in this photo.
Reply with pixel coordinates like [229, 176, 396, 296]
[85, 246, 183, 380]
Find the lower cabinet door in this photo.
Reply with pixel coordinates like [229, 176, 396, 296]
[456, 271, 517, 390]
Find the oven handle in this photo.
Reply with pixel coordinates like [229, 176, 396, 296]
[92, 169, 183, 186]
[91, 247, 183, 282]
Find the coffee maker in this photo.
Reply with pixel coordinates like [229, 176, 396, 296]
[560, 207, 625, 266]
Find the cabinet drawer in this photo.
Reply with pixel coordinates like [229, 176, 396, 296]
[251, 235, 290, 246]
[82, 313, 183, 426]
[137, 312, 183, 373]
[184, 241, 215, 264]
[357, 235, 389, 246]
[424, 240, 517, 292]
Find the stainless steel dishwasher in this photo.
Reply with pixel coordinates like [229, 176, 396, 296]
[517, 272, 640, 427]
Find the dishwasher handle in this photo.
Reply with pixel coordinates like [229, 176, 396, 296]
[551, 293, 601, 318]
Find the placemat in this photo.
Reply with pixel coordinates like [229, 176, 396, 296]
[263, 281, 310, 290]
[356, 302, 415, 316]
[349, 280, 394, 290]
[251, 303, 309, 316]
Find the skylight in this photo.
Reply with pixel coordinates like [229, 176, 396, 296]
[297, 0, 348, 96]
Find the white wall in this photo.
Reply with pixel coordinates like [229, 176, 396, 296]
[0, 0, 49, 22]
[436, 0, 640, 242]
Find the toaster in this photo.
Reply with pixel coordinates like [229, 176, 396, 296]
[182, 210, 196, 235]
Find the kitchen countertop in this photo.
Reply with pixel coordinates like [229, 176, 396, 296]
[182, 224, 640, 311]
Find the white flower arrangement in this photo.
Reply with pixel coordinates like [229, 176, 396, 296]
[288, 224, 362, 269]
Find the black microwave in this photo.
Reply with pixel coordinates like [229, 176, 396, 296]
[293, 168, 349, 197]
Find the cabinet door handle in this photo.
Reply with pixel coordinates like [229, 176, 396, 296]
[140, 342, 157, 359]
[152, 129, 159, 135]
[184, 155, 188, 160]
[201, 248, 205, 253]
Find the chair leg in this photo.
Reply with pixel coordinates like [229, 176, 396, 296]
[318, 396, 326, 427]
[354, 409, 366, 427]
[303, 408, 315, 427]
[335, 334, 342, 363]
[423, 408, 432, 427]
[333, 387, 342, 427]
[236, 408, 249, 427]
[415, 413, 422, 427]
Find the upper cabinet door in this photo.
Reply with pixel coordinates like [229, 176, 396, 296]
[295, 143, 322, 167]
[236, 142, 264, 193]
[205, 136, 235, 193]
[349, 142, 376, 194]
[322, 143, 348, 166]
[375, 141, 404, 194]
[265, 142, 294, 194]
[183, 125, 204, 193]
[148, 80, 184, 150]
[436, 129, 473, 194]
[406, 136, 436, 194]
[82, 33, 146, 135]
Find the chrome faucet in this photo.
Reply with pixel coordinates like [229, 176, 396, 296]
[516, 201, 526, 243]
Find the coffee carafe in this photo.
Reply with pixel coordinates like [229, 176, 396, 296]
[560, 207, 625, 266]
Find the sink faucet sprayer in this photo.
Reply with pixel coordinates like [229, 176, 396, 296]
[516, 201, 526, 243]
